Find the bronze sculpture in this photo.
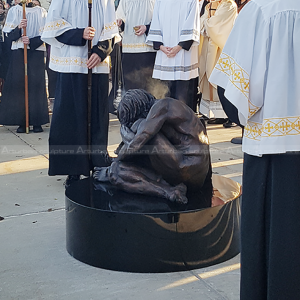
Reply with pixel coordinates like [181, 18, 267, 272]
[94, 89, 212, 207]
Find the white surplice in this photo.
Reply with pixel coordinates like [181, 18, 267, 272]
[117, 0, 155, 53]
[3, 5, 47, 51]
[199, 0, 237, 118]
[146, 0, 200, 81]
[41, 0, 121, 74]
[210, 0, 300, 156]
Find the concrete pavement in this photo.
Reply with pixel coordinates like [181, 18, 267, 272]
[0, 117, 243, 300]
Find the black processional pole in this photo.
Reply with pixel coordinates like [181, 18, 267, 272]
[21, 0, 30, 134]
[88, 0, 92, 173]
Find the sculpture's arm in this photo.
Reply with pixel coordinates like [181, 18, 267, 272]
[117, 101, 170, 160]
[120, 125, 135, 146]
[131, 104, 170, 146]
[120, 119, 146, 146]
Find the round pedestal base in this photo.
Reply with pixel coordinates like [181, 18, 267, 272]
[66, 178, 241, 273]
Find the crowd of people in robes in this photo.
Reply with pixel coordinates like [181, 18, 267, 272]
[111, 0, 240, 124]
[0, 0, 246, 147]
[2, 1, 300, 300]
[0, 0, 245, 180]
[0, 0, 48, 133]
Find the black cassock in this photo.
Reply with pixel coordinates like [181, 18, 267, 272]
[0, 37, 11, 81]
[0, 49, 49, 126]
[0, 27, 49, 126]
[119, 23, 158, 98]
[48, 29, 113, 176]
[122, 52, 156, 92]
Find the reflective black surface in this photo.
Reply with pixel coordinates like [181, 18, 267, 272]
[66, 178, 241, 273]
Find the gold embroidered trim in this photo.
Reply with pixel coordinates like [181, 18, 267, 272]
[4, 22, 45, 33]
[215, 53, 260, 119]
[122, 43, 152, 49]
[50, 55, 108, 68]
[102, 20, 117, 35]
[4, 23, 16, 30]
[43, 19, 69, 32]
[244, 117, 300, 140]
[244, 122, 262, 141]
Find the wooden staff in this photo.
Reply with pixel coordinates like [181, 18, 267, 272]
[88, 0, 92, 168]
[209, 83, 214, 103]
[21, 0, 29, 134]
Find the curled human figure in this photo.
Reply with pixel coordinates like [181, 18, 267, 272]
[94, 89, 212, 206]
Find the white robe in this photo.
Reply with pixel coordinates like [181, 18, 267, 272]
[41, 0, 121, 74]
[116, 0, 155, 53]
[146, 0, 200, 81]
[199, 0, 237, 118]
[210, 0, 300, 156]
[3, 5, 47, 51]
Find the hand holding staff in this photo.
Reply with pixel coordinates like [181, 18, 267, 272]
[21, 0, 29, 134]
[83, 26, 95, 40]
[84, 25, 100, 69]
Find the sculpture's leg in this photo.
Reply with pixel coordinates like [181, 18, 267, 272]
[107, 161, 188, 204]
[148, 132, 209, 188]
[147, 133, 184, 184]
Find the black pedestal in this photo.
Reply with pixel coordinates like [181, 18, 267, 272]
[66, 178, 241, 273]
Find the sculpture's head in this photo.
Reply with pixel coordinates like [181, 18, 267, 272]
[117, 89, 156, 128]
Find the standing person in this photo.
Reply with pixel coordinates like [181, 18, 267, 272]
[210, 0, 300, 299]
[0, 0, 49, 133]
[146, 0, 200, 111]
[198, 0, 237, 123]
[116, 0, 158, 96]
[41, 0, 120, 185]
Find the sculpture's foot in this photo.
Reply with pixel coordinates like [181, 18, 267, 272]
[93, 167, 110, 182]
[169, 183, 188, 205]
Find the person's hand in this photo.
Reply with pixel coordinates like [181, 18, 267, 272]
[18, 19, 27, 29]
[83, 27, 95, 40]
[116, 19, 123, 27]
[160, 45, 171, 56]
[134, 25, 146, 36]
[167, 45, 182, 58]
[22, 35, 30, 45]
[87, 53, 101, 69]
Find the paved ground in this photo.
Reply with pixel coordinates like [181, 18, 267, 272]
[0, 116, 243, 300]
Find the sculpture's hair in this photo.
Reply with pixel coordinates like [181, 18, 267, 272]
[117, 89, 156, 127]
